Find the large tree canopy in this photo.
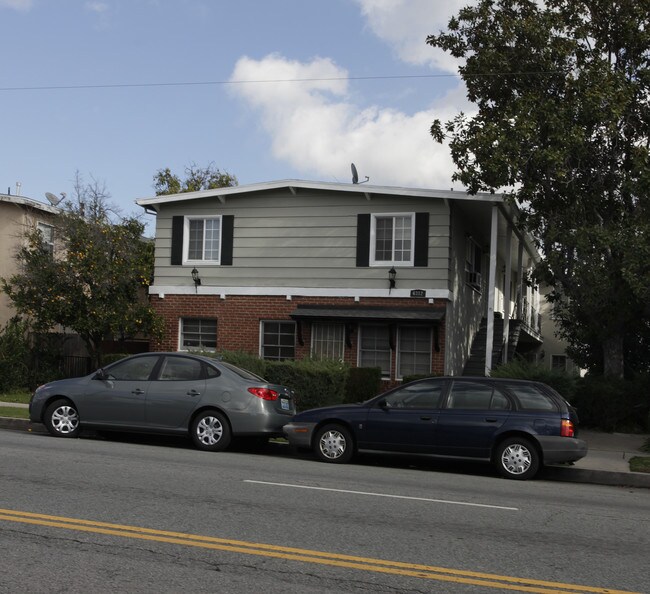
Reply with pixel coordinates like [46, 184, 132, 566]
[428, 0, 650, 377]
[1, 213, 162, 367]
[153, 162, 238, 196]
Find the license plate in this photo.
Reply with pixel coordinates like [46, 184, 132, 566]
[280, 398, 290, 410]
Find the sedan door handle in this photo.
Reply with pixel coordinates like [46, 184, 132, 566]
[132, 388, 145, 395]
[187, 389, 201, 397]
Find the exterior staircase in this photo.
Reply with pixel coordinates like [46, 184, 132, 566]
[462, 316, 506, 376]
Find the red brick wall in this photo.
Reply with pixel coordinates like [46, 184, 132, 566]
[150, 294, 446, 379]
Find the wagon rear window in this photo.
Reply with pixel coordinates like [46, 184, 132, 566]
[505, 383, 558, 411]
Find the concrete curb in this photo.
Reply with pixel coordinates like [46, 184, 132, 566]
[3, 416, 649, 488]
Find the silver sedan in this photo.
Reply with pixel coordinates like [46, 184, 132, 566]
[29, 352, 295, 452]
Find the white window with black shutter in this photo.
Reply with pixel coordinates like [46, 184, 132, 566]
[170, 214, 234, 266]
[356, 212, 429, 267]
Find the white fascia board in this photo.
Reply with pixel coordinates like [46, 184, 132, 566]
[0, 194, 60, 214]
[135, 179, 504, 208]
[149, 285, 453, 301]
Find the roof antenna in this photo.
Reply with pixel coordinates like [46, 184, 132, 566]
[351, 163, 369, 184]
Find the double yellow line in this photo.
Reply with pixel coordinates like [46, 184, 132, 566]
[0, 508, 636, 594]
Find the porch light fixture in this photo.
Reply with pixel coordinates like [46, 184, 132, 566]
[191, 267, 201, 291]
[388, 267, 397, 293]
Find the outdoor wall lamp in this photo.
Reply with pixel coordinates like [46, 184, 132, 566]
[191, 267, 201, 291]
[388, 266, 397, 293]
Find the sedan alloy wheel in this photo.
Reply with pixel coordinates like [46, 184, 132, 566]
[44, 399, 81, 438]
[191, 410, 232, 452]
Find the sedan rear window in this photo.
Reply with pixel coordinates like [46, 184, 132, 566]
[504, 383, 558, 411]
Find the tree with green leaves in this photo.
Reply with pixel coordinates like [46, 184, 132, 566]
[153, 162, 238, 195]
[428, 0, 650, 377]
[1, 196, 162, 369]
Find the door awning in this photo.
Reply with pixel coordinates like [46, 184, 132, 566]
[289, 306, 445, 323]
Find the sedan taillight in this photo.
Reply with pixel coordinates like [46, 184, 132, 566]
[561, 419, 575, 437]
[248, 387, 279, 401]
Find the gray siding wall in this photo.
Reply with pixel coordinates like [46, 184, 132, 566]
[151, 188, 452, 290]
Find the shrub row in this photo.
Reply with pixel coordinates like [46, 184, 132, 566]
[215, 351, 382, 411]
[493, 360, 650, 432]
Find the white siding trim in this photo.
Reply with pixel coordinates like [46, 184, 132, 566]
[149, 285, 453, 300]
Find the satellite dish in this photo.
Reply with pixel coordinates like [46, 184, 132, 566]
[351, 163, 369, 185]
[45, 192, 64, 206]
[351, 163, 359, 184]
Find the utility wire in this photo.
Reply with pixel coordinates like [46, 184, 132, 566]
[0, 71, 561, 92]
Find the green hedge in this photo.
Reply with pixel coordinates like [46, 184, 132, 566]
[265, 359, 349, 411]
[343, 367, 382, 403]
[492, 359, 650, 432]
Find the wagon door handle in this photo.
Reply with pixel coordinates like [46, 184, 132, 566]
[420, 416, 432, 421]
[132, 388, 145, 395]
[485, 417, 498, 423]
[187, 389, 201, 397]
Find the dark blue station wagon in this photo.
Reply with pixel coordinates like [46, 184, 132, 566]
[284, 377, 587, 480]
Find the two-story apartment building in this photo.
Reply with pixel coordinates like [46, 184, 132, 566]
[0, 191, 59, 328]
[137, 180, 544, 382]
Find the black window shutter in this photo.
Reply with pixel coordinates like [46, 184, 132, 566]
[356, 214, 370, 267]
[414, 212, 429, 267]
[221, 215, 234, 266]
[171, 216, 184, 265]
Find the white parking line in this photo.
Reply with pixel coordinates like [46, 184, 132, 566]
[244, 480, 519, 511]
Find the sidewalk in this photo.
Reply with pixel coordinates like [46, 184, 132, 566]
[1, 402, 649, 487]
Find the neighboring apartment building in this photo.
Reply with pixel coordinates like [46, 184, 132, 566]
[136, 180, 547, 382]
[0, 190, 59, 328]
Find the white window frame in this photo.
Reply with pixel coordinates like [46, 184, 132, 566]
[370, 212, 415, 266]
[37, 222, 54, 255]
[179, 317, 217, 352]
[396, 326, 432, 379]
[358, 325, 391, 378]
[183, 215, 222, 265]
[260, 320, 297, 361]
[551, 354, 567, 372]
[465, 236, 483, 290]
[311, 322, 345, 361]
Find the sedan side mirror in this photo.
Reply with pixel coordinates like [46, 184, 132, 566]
[93, 368, 107, 380]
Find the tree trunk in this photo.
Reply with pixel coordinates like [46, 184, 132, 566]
[602, 334, 625, 378]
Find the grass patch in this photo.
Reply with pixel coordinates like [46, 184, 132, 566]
[0, 390, 31, 404]
[0, 406, 29, 419]
[629, 457, 650, 474]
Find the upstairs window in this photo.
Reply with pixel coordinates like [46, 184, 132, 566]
[371, 213, 414, 265]
[465, 237, 483, 290]
[37, 222, 54, 255]
[171, 215, 234, 266]
[356, 212, 429, 268]
[186, 216, 221, 263]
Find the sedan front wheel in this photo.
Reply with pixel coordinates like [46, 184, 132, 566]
[314, 424, 354, 464]
[191, 410, 231, 452]
[44, 399, 80, 438]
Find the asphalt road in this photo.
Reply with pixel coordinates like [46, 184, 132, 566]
[1, 429, 648, 594]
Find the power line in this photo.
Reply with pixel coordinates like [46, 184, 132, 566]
[0, 71, 561, 92]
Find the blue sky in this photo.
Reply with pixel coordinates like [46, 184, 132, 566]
[2, 0, 472, 229]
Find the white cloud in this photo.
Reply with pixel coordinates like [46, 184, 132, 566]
[0, 0, 33, 11]
[230, 54, 473, 189]
[353, 0, 468, 73]
[85, 1, 108, 14]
